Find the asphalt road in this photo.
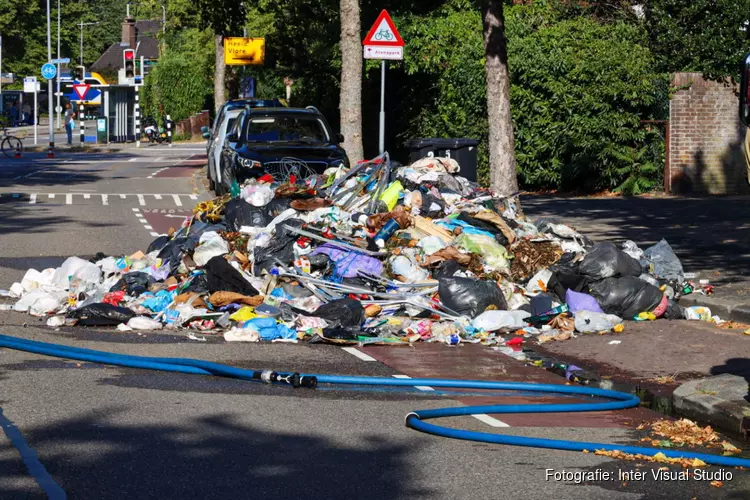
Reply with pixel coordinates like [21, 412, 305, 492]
[1, 151, 748, 499]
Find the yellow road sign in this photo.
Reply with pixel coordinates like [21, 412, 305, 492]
[224, 38, 265, 66]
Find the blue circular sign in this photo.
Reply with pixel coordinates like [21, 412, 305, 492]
[41, 63, 57, 80]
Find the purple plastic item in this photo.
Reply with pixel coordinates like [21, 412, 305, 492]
[310, 243, 383, 279]
[565, 289, 604, 314]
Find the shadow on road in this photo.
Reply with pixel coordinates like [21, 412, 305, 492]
[523, 195, 750, 283]
[710, 358, 750, 404]
[0, 408, 429, 500]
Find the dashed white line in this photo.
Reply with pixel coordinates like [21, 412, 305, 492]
[143, 225, 153, 230]
[137, 194, 146, 206]
[29, 193, 37, 204]
[392, 374, 435, 392]
[48, 194, 55, 199]
[83, 193, 90, 199]
[149, 232, 160, 237]
[471, 414, 510, 428]
[128, 158, 139, 162]
[189, 194, 198, 200]
[132, 208, 139, 212]
[154, 194, 162, 200]
[120, 194, 127, 199]
[172, 194, 182, 206]
[341, 347, 377, 362]
[101, 194, 108, 205]
[65, 193, 72, 205]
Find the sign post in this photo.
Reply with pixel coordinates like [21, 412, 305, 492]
[72, 83, 89, 145]
[24, 77, 39, 145]
[363, 10, 404, 155]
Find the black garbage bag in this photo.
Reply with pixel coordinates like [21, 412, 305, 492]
[588, 277, 664, 319]
[265, 197, 292, 218]
[420, 193, 447, 218]
[295, 297, 364, 328]
[89, 252, 108, 264]
[225, 197, 270, 232]
[579, 242, 642, 280]
[67, 303, 135, 326]
[183, 273, 209, 294]
[663, 299, 685, 320]
[174, 220, 228, 244]
[204, 256, 258, 296]
[157, 237, 196, 274]
[433, 259, 461, 280]
[109, 271, 154, 296]
[438, 277, 507, 318]
[549, 252, 582, 275]
[547, 272, 590, 303]
[253, 219, 305, 276]
[147, 235, 171, 254]
[643, 239, 685, 283]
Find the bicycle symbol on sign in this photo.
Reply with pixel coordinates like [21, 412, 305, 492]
[373, 29, 394, 41]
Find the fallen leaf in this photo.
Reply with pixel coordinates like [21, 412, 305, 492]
[711, 480, 723, 488]
[721, 441, 741, 455]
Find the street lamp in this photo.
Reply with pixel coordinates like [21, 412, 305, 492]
[78, 21, 100, 66]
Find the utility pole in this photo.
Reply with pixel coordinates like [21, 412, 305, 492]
[47, 0, 54, 157]
[56, 0, 61, 129]
[78, 21, 100, 66]
[0, 36, 3, 112]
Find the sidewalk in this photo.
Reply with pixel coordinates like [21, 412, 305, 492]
[522, 194, 750, 438]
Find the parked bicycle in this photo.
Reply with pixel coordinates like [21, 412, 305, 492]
[0, 127, 23, 158]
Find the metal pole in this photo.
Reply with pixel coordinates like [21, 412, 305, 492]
[79, 23, 83, 66]
[56, 0, 60, 130]
[378, 60, 385, 154]
[0, 36, 3, 111]
[47, 0, 54, 157]
[34, 87, 38, 145]
[80, 102, 84, 144]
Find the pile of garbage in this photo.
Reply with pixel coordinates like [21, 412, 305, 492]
[5, 153, 709, 346]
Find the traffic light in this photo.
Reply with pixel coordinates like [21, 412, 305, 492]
[123, 49, 135, 79]
[74, 65, 85, 82]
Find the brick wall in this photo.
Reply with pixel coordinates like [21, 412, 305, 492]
[669, 73, 748, 194]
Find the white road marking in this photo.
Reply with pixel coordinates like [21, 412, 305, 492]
[390, 376, 509, 427]
[150, 232, 160, 237]
[83, 193, 90, 199]
[144, 225, 153, 230]
[154, 194, 162, 200]
[29, 193, 37, 204]
[48, 194, 55, 199]
[341, 347, 377, 362]
[137, 194, 146, 206]
[65, 193, 72, 205]
[189, 194, 198, 200]
[101, 194, 108, 205]
[172, 194, 182, 206]
[132, 208, 140, 212]
[471, 414, 510, 428]
[128, 158, 139, 162]
[391, 374, 435, 392]
[120, 194, 126, 199]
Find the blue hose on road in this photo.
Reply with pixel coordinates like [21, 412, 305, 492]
[2, 333, 750, 468]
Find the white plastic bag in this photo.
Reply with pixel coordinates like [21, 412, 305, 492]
[242, 184, 274, 207]
[52, 256, 102, 290]
[417, 236, 447, 256]
[47, 315, 65, 327]
[126, 316, 163, 330]
[193, 231, 230, 267]
[574, 311, 622, 333]
[224, 327, 260, 342]
[471, 310, 530, 331]
[390, 255, 429, 283]
[526, 269, 553, 294]
[21, 268, 55, 293]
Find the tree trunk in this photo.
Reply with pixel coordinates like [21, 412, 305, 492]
[214, 34, 226, 113]
[483, 0, 518, 197]
[339, 0, 364, 163]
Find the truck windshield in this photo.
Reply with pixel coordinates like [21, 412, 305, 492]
[246, 116, 329, 143]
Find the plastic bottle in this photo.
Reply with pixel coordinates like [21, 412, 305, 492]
[374, 219, 401, 248]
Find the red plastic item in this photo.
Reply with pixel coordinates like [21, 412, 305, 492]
[321, 227, 335, 239]
[258, 174, 274, 184]
[289, 174, 297, 184]
[102, 291, 125, 306]
[505, 337, 524, 346]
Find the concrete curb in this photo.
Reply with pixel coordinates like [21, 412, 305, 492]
[673, 375, 750, 439]
[678, 294, 750, 324]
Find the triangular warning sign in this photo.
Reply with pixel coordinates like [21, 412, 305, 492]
[73, 84, 90, 100]
[363, 10, 404, 47]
